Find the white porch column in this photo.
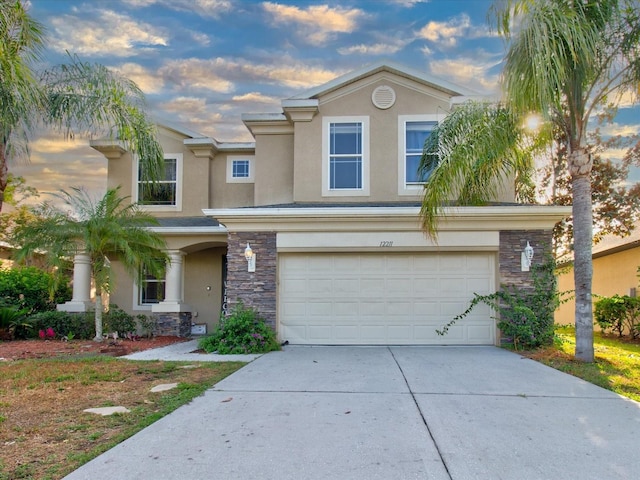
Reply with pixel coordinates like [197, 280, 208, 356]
[152, 250, 191, 313]
[58, 253, 93, 312]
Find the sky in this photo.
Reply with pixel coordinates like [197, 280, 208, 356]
[12, 0, 640, 205]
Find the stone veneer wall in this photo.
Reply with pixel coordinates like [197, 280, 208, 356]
[499, 229, 554, 290]
[154, 312, 192, 337]
[225, 232, 277, 328]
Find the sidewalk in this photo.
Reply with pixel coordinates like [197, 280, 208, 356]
[122, 338, 263, 362]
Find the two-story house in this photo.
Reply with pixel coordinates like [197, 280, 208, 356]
[59, 61, 569, 345]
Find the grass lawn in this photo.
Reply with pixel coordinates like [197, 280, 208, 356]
[523, 326, 640, 402]
[0, 357, 245, 480]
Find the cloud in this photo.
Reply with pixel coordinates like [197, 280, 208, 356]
[262, 2, 364, 44]
[29, 136, 104, 155]
[49, 8, 168, 57]
[338, 41, 404, 56]
[596, 122, 640, 137]
[417, 14, 471, 47]
[129, 0, 232, 18]
[426, 54, 502, 94]
[232, 92, 279, 104]
[12, 135, 107, 204]
[615, 90, 640, 109]
[190, 31, 211, 46]
[159, 57, 340, 91]
[600, 147, 629, 162]
[390, 0, 430, 6]
[159, 59, 235, 93]
[112, 63, 164, 94]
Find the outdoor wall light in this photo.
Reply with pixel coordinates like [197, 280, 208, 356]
[244, 243, 256, 273]
[521, 241, 534, 272]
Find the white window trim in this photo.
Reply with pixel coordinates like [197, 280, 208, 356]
[133, 153, 183, 212]
[226, 155, 255, 183]
[398, 115, 439, 196]
[322, 116, 370, 197]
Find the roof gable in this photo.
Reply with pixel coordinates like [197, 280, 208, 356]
[287, 61, 480, 101]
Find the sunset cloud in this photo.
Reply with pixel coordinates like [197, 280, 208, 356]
[262, 2, 365, 44]
[49, 9, 168, 57]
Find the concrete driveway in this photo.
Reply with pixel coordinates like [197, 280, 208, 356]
[64, 346, 640, 480]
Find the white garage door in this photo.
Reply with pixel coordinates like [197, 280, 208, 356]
[279, 252, 495, 345]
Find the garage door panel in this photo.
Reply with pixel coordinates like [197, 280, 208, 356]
[279, 252, 495, 345]
[360, 301, 386, 316]
[306, 301, 333, 316]
[360, 325, 387, 341]
[360, 278, 387, 296]
[467, 277, 494, 294]
[335, 326, 360, 341]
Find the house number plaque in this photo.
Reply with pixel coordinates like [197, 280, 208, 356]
[379, 241, 394, 247]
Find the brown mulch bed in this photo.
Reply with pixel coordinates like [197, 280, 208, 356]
[0, 336, 189, 361]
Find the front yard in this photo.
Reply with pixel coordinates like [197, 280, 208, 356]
[523, 326, 640, 402]
[0, 355, 244, 480]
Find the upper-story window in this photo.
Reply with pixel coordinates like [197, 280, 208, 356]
[323, 116, 370, 197]
[135, 154, 183, 211]
[398, 115, 438, 195]
[226, 155, 255, 183]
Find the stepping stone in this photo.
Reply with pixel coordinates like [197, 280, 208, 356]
[84, 406, 130, 416]
[150, 383, 178, 393]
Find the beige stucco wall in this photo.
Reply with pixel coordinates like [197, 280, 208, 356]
[254, 133, 294, 206]
[209, 152, 255, 208]
[107, 245, 225, 334]
[555, 246, 640, 325]
[288, 73, 517, 205]
[106, 126, 211, 215]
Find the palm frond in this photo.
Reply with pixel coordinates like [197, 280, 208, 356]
[419, 101, 536, 237]
[12, 186, 168, 295]
[40, 54, 164, 183]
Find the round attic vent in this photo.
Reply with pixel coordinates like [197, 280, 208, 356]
[371, 85, 396, 110]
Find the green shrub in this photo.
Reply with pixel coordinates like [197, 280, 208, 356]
[136, 314, 156, 338]
[103, 305, 136, 336]
[437, 252, 560, 350]
[28, 310, 94, 340]
[0, 267, 72, 314]
[0, 307, 32, 340]
[595, 295, 640, 338]
[199, 302, 279, 354]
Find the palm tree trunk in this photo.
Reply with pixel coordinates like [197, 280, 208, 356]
[570, 149, 594, 362]
[94, 291, 103, 342]
[0, 138, 9, 213]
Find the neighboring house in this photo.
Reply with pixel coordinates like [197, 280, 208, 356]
[555, 225, 640, 326]
[60, 61, 569, 345]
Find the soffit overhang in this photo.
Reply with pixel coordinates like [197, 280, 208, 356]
[90, 140, 127, 159]
[242, 113, 293, 137]
[202, 205, 572, 233]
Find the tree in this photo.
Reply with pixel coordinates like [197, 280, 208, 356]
[0, 0, 163, 212]
[12, 187, 168, 341]
[541, 130, 640, 253]
[420, 0, 640, 362]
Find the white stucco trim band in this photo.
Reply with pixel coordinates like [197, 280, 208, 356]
[277, 230, 499, 252]
[202, 205, 572, 233]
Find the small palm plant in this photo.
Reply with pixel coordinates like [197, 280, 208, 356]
[12, 187, 168, 341]
[0, 307, 31, 340]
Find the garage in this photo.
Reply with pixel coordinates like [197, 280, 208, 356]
[279, 252, 496, 345]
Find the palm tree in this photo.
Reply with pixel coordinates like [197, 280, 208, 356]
[0, 0, 163, 211]
[420, 0, 640, 362]
[12, 187, 168, 341]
